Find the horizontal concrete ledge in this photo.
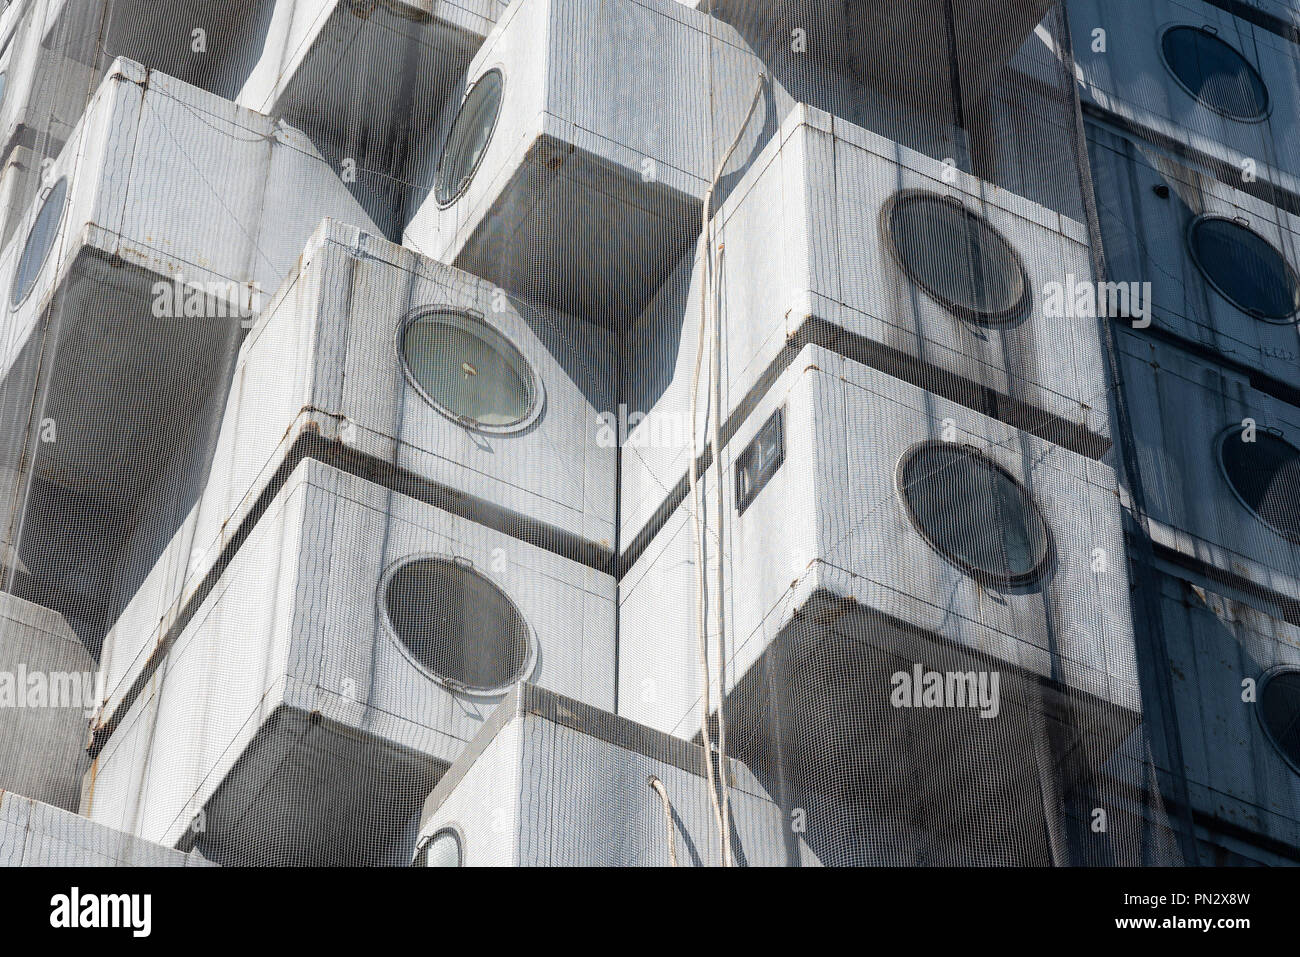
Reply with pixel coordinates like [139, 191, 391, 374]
[1200, 0, 1300, 46]
[88, 428, 617, 757]
[1082, 103, 1300, 221]
[1111, 317, 1300, 414]
[1145, 540, 1300, 631]
[421, 682, 730, 822]
[618, 314, 1114, 578]
[1160, 794, 1300, 864]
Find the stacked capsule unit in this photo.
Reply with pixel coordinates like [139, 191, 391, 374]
[0, 0, 1285, 868]
[1071, 0, 1300, 863]
[0, 0, 613, 866]
[613, 0, 1171, 865]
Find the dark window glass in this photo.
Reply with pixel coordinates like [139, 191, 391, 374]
[1260, 671, 1300, 772]
[1161, 26, 1269, 120]
[888, 193, 1029, 325]
[1219, 427, 1300, 542]
[898, 442, 1053, 588]
[435, 69, 503, 206]
[13, 177, 68, 306]
[735, 408, 784, 515]
[384, 557, 530, 692]
[1190, 217, 1300, 322]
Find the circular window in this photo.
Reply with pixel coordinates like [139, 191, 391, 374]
[1189, 217, 1300, 322]
[12, 177, 68, 307]
[1218, 425, 1300, 543]
[1259, 669, 1300, 774]
[400, 308, 540, 431]
[1161, 26, 1269, 121]
[412, 828, 463, 867]
[897, 442, 1054, 588]
[886, 192, 1030, 325]
[382, 556, 532, 693]
[434, 69, 503, 207]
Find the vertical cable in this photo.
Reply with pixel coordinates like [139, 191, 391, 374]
[647, 775, 679, 867]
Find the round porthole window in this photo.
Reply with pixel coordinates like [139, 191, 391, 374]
[399, 308, 541, 431]
[412, 828, 463, 867]
[898, 441, 1054, 588]
[1189, 217, 1300, 322]
[434, 69, 503, 207]
[1259, 669, 1300, 774]
[1218, 425, 1300, 543]
[886, 192, 1030, 325]
[382, 556, 532, 693]
[1161, 26, 1269, 121]
[12, 177, 68, 307]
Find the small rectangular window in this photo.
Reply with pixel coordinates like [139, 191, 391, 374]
[735, 407, 784, 515]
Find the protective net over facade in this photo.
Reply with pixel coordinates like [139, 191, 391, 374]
[0, 0, 1296, 868]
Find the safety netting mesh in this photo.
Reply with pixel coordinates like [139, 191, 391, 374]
[0, 0, 1296, 868]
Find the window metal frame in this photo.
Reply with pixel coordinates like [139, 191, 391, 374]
[412, 825, 466, 867]
[1187, 214, 1300, 323]
[735, 406, 785, 516]
[378, 552, 537, 697]
[1257, 667, 1300, 777]
[12, 175, 69, 309]
[1216, 422, 1300, 544]
[1159, 23, 1271, 123]
[434, 67, 505, 208]
[396, 304, 545, 434]
[895, 440, 1056, 590]
[882, 189, 1032, 328]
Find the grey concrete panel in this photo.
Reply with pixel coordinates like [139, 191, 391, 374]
[1090, 122, 1300, 391]
[1071, 0, 1300, 186]
[0, 1, 97, 159]
[402, 0, 777, 326]
[1149, 569, 1300, 856]
[1117, 330, 1300, 594]
[0, 58, 380, 651]
[95, 220, 616, 725]
[234, 0, 505, 237]
[0, 594, 94, 810]
[416, 683, 820, 866]
[622, 104, 1108, 548]
[0, 791, 206, 866]
[620, 343, 1139, 743]
[84, 459, 615, 863]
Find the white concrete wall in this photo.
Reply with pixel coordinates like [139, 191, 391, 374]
[0, 594, 93, 810]
[0, 792, 209, 866]
[622, 104, 1106, 548]
[97, 220, 616, 724]
[620, 344, 1138, 739]
[417, 686, 820, 866]
[85, 459, 615, 851]
[403, 0, 775, 324]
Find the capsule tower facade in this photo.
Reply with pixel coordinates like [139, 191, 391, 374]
[0, 0, 1292, 866]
